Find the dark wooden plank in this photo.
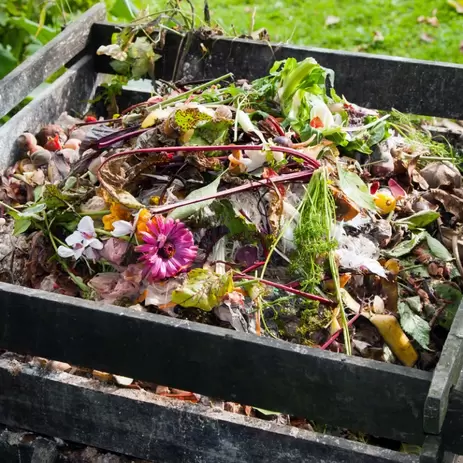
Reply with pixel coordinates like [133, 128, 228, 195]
[0, 426, 58, 463]
[0, 282, 431, 444]
[0, 4, 106, 118]
[424, 301, 463, 434]
[0, 356, 418, 463]
[91, 24, 463, 119]
[441, 368, 463, 455]
[420, 435, 444, 463]
[0, 55, 97, 170]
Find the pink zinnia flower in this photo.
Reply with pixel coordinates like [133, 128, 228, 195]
[136, 216, 197, 281]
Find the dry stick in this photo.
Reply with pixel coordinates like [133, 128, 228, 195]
[236, 273, 335, 306]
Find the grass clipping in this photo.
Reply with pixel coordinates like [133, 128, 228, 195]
[292, 167, 352, 355]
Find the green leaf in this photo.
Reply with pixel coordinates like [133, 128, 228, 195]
[433, 283, 462, 330]
[337, 164, 376, 211]
[386, 232, 426, 258]
[188, 120, 233, 146]
[171, 268, 234, 311]
[426, 234, 453, 262]
[395, 211, 440, 230]
[0, 44, 17, 78]
[18, 202, 46, 219]
[8, 17, 57, 44]
[403, 296, 422, 314]
[109, 0, 138, 20]
[44, 184, 69, 209]
[398, 301, 430, 350]
[212, 200, 258, 239]
[110, 60, 131, 76]
[169, 176, 221, 220]
[13, 218, 31, 235]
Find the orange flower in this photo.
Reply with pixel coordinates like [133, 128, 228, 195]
[102, 203, 132, 231]
[136, 208, 151, 239]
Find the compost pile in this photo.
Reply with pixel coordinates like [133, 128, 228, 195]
[2, 57, 463, 370]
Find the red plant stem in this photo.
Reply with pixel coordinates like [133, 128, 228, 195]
[286, 280, 301, 289]
[147, 170, 314, 215]
[98, 144, 320, 171]
[97, 128, 148, 148]
[235, 273, 335, 306]
[320, 312, 362, 350]
[265, 115, 285, 136]
[242, 261, 266, 274]
[74, 118, 121, 127]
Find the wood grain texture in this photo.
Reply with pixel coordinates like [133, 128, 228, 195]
[0, 356, 418, 463]
[0, 281, 431, 445]
[0, 4, 105, 118]
[0, 55, 97, 169]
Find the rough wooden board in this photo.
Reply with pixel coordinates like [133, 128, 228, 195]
[424, 302, 463, 435]
[441, 365, 463, 455]
[0, 55, 97, 170]
[0, 426, 58, 463]
[0, 4, 105, 119]
[0, 281, 431, 445]
[0, 356, 418, 463]
[93, 25, 463, 120]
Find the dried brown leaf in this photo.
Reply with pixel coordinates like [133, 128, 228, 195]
[420, 162, 461, 190]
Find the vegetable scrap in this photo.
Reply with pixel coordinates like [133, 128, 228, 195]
[2, 54, 463, 370]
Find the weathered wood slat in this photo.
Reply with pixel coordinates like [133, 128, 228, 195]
[0, 426, 58, 463]
[424, 301, 463, 435]
[0, 356, 418, 463]
[91, 24, 463, 119]
[0, 282, 431, 445]
[162, 34, 463, 120]
[0, 55, 98, 169]
[0, 4, 106, 119]
[442, 364, 463, 454]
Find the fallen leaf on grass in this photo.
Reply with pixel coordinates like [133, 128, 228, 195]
[325, 15, 340, 27]
[417, 15, 439, 27]
[373, 31, 384, 42]
[420, 33, 435, 43]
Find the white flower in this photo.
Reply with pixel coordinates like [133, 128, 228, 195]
[57, 216, 103, 260]
[111, 220, 135, 237]
[110, 210, 143, 238]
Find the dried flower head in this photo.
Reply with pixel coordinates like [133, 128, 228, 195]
[136, 216, 197, 281]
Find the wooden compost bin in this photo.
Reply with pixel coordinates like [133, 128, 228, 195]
[1, 5, 463, 462]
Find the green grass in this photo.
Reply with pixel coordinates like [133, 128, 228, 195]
[187, 0, 463, 63]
